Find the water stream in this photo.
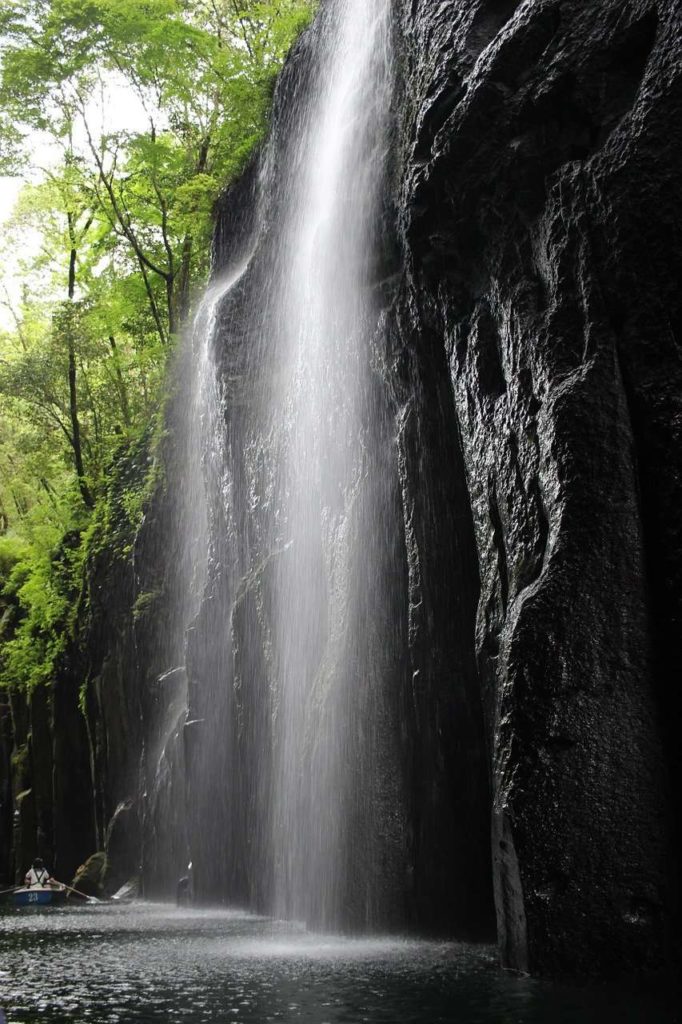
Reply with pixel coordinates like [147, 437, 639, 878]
[263, 0, 395, 926]
[179, 0, 409, 927]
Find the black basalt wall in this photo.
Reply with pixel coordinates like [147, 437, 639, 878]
[392, 0, 680, 977]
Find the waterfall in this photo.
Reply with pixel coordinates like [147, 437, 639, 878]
[177, 0, 410, 929]
[155, 0, 496, 940]
[264, 0, 395, 925]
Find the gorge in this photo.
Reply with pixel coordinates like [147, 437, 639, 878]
[1, 0, 681, 988]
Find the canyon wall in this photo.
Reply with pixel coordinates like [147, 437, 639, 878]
[1, 0, 680, 980]
[393, 0, 681, 977]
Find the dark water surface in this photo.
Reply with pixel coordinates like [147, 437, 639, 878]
[0, 904, 676, 1023]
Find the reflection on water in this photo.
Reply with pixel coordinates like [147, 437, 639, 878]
[0, 904, 676, 1023]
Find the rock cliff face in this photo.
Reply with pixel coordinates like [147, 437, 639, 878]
[0, 433, 194, 895]
[392, 0, 681, 976]
[1, 0, 679, 982]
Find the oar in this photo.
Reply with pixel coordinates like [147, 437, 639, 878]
[59, 881, 101, 903]
[0, 885, 20, 897]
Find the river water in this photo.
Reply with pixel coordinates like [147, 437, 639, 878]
[0, 904, 676, 1023]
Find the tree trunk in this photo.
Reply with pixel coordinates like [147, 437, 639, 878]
[137, 256, 167, 346]
[67, 244, 94, 509]
[108, 336, 132, 429]
[172, 136, 210, 328]
[166, 274, 176, 337]
[173, 234, 193, 327]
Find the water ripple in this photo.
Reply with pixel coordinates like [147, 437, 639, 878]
[0, 903, 675, 1024]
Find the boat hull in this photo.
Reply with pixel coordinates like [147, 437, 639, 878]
[13, 888, 67, 907]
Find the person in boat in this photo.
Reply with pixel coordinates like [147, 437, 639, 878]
[24, 857, 58, 888]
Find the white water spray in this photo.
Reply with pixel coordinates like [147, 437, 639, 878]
[173, 0, 400, 926]
[263, 0, 395, 923]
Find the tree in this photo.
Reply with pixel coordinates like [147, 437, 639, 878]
[0, 0, 315, 692]
[0, 0, 315, 339]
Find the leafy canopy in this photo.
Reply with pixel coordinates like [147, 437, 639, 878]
[0, 0, 315, 691]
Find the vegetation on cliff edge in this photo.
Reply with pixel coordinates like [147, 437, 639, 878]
[0, 0, 315, 692]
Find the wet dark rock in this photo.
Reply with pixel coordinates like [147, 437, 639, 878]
[390, 302, 494, 938]
[29, 686, 54, 861]
[71, 851, 107, 898]
[0, 438, 192, 894]
[104, 799, 141, 894]
[12, 789, 35, 882]
[0, 691, 12, 880]
[395, 0, 680, 977]
[53, 660, 97, 883]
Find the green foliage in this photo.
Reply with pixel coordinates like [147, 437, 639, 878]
[132, 588, 161, 623]
[82, 428, 161, 564]
[0, 427, 162, 692]
[0, 0, 318, 691]
[0, 528, 84, 690]
[10, 741, 28, 774]
[1, 0, 317, 333]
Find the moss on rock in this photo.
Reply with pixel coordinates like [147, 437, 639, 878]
[71, 850, 108, 897]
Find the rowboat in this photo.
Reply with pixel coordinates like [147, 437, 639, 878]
[13, 886, 67, 907]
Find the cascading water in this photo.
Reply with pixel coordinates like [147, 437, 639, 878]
[264, 0, 395, 925]
[178, 0, 405, 928]
[175, 0, 492, 937]
[139, 261, 248, 894]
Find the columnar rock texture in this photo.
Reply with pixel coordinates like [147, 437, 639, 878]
[393, 0, 680, 976]
[0, 693, 12, 880]
[0, 666, 95, 885]
[77, 423, 202, 896]
[0, 438, 192, 893]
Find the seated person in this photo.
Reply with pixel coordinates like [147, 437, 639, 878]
[24, 857, 57, 888]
